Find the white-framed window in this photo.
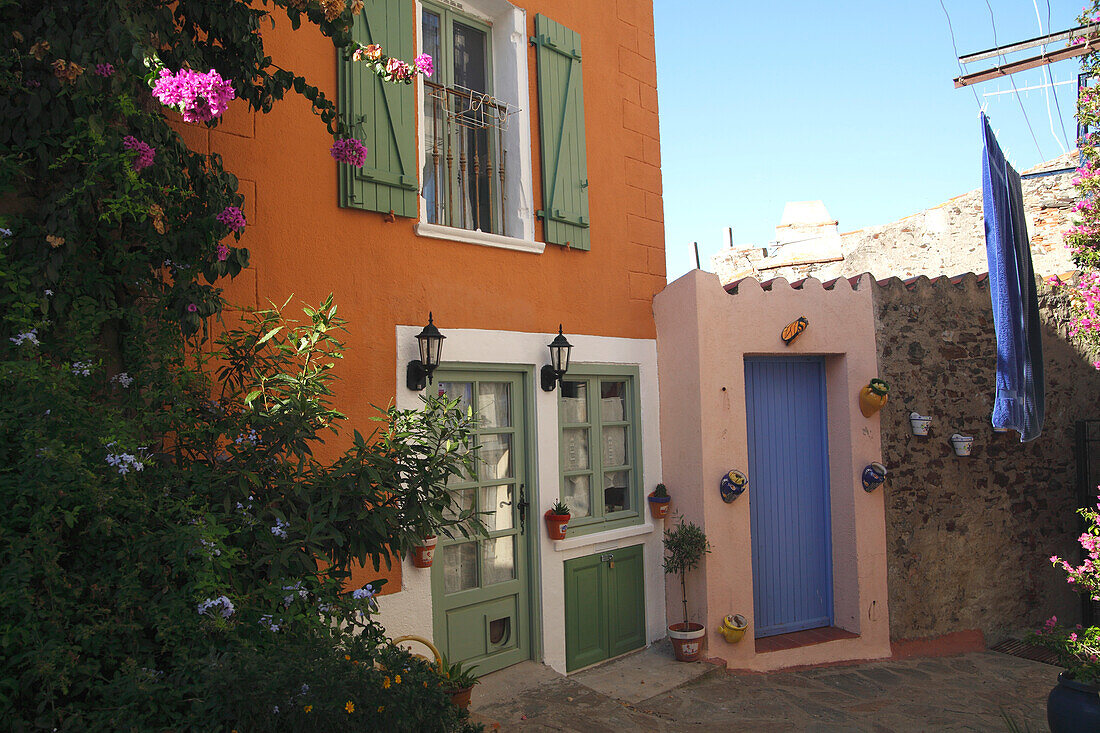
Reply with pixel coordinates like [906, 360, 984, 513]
[415, 0, 536, 249]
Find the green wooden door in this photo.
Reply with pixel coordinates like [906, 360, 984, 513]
[563, 544, 645, 671]
[432, 372, 531, 674]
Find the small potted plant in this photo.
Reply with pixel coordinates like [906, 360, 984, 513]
[438, 652, 480, 710]
[412, 535, 438, 568]
[647, 483, 672, 520]
[545, 499, 570, 540]
[663, 517, 711, 662]
[1030, 491, 1100, 731]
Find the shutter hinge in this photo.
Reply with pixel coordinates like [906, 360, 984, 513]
[529, 34, 581, 60]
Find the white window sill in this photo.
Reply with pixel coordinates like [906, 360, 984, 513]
[552, 522, 654, 552]
[415, 222, 545, 254]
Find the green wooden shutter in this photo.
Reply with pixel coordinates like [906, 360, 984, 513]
[337, 0, 418, 217]
[532, 14, 590, 250]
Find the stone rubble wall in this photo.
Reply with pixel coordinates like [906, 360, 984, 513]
[872, 273, 1099, 642]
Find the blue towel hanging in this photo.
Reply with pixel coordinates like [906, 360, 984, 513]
[981, 113, 1045, 442]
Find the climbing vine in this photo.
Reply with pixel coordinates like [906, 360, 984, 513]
[0, 1, 474, 730]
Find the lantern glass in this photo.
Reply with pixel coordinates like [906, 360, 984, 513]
[548, 326, 573, 376]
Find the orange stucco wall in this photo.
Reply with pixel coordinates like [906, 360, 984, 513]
[178, 0, 666, 593]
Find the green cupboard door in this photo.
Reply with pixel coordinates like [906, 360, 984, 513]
[607, 545, 646, 658]
[564, 544, 645, 671]
[432, 373, 532, 675]
[564, 552, 608, 671]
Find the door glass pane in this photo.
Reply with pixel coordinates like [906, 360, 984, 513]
[603, 426, 627, 467]
[453, 22, 487, 93]
[421, 11, 442, 84]
[562, 428, 589, 471]
[600, 381, 627, 422]
[480, 484, 514, 531]
[478, 382, 511, 429]
[564, 474, 591, 518]
[561, 381, 588, 423]
[603, 471, 630, 513]
[444, 488, 474, 522]
[482, 535, 515, 586]
[442, 542, 478, 594]
[479, 433, 513, 480]
[437, 381, 473, 417]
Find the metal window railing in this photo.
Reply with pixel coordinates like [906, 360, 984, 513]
[424, 81, 517, 236]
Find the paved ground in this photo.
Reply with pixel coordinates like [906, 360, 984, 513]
[470, 646, 1056, 731]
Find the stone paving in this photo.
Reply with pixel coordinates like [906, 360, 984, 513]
[470, 650, 1057, 731]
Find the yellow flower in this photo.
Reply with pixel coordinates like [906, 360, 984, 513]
[345, 654, 350, 660]
[45, 234, 65, 249]
[382, 676, 391, 689]
[394, 674, 401, 684]
[377, 706, 385, 713]
[365, 44, 382, 61]
[345, 700, 355, 714]
[303, 705, 312, 714]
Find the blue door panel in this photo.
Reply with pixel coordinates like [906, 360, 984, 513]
[745, 357, 833, 638]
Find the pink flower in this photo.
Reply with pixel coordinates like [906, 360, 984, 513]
[216, 206, 246, 232]
[414, 53, 434, 77]
[187, 303, 198, 313]
[122, 135, 155, 171]
[330, 138, 368, 167]
[151, 68, 236, 123]
[1071, 632, 1079, 642]
[94, 63, 114, 77]
[385, 57, 412, 81]
[216, 243, 230, 261]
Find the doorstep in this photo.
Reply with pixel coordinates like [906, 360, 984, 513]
[755, 626, 859, 654]
[570, 638, 725, 704]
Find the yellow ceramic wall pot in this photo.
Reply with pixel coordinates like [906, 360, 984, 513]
[858, 378, 889, 418]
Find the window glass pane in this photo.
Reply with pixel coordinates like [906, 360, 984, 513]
[437, 381, 473, 417]
[478, 382, 511, 428]
[603, 426, 627, 467]
[560, 381, 588, 423]
[482, 535, 515, 586]
[603, 471, 631, 513]
[479, 433, 513, 480]
[453, 22, 487, 93]
[444, 488, 474, 522]
[480, 484, 513, 532]
[562, 428, 589, 471]
[563, 474, 591, 518]
[600, 381, 627, 422]
[442, 542, 478, 593]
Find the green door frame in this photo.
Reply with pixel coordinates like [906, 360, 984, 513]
[430, 364, 542, 672]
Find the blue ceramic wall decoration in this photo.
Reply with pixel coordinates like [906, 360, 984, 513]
[861, 462, 887, 492]
[720, 470, 748, 503]
[781, 316, 809, 345]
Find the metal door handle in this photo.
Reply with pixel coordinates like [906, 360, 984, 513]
[517, 484, 528, 535]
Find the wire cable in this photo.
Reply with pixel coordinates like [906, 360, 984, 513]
[984, 0, 1045, 160]
[1034, 0, 1070, 152]
[1044, 0, 1073, 150]
[939, 0, 982, 108]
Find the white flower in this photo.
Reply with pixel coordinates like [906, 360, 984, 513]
[44, 289, 52, 296]
[271, 517, 289, 540]
[197, 595, 235, 619]
[10, 329, 39, 346]
[111, 372, 134, 388]
[71, 361, 92, 377]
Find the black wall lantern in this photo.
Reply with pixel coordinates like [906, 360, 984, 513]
[540, 325, 573, 392]
[407, 313, 446, 391]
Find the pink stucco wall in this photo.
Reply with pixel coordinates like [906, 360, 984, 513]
[653, 269, 891, 671]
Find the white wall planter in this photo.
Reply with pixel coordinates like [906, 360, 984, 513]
[909, 412, 932, 436]
[950, 434, 975, 456]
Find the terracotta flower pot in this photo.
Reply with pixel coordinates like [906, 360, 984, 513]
[545, 510, 570, 540]
[647, 493, 671, 519]
[668, 622, 705, 662]
[449, 685, 474, 710]
[412, 536, 437, 568]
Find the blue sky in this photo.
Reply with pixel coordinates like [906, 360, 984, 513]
[654, 0, 1086, 281]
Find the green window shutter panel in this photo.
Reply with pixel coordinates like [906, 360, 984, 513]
[337, 0, 418, 217]
[532, 14, 590, 251]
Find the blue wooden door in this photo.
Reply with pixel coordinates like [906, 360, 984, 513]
[745, 357, 833, 638]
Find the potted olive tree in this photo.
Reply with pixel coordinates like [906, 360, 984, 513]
[663, 517, 710, 662]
